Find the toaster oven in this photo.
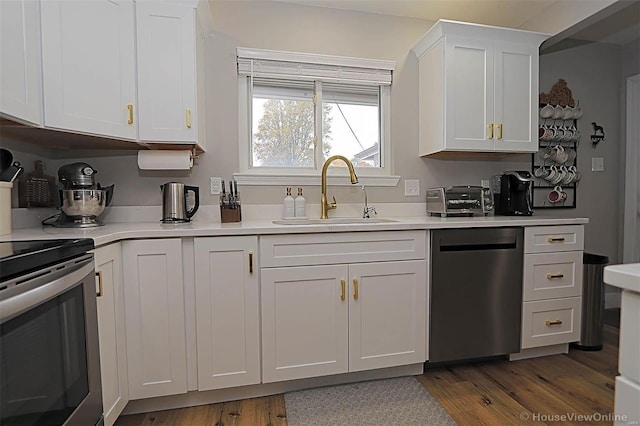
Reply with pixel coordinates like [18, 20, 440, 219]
[426, 186, 493, 217]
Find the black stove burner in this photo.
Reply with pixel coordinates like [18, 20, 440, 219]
[0, 239, 94, 282]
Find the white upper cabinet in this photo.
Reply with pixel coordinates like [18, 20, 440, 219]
[412, 20, 548, 156]
[0, 0, 43, 125]
[136, 1, 203, 146]
[40, 0, 137, 140]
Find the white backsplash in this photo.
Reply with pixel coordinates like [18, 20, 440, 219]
[11, 202, 427, 230]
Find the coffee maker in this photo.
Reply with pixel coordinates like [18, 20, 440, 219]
[492, 171, 534, 216]
[54, 162, 114, 227]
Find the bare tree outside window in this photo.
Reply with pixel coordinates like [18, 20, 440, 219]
[253, 99, 333, 167]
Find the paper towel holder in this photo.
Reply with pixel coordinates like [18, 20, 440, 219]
[137, 147, 200, 170]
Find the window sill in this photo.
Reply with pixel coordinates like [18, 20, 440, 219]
[233, 173, 400, 187]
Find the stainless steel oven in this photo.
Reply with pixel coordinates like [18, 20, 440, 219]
[0, 240, 103, 426]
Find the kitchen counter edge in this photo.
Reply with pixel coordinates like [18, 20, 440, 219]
[2, 216, 589, 248]
[604, 263, 640, 293]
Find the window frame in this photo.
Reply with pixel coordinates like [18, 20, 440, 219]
[235, 48, 399, 187]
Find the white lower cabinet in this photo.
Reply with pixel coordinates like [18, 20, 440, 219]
[261, 264, 349, 382]
[94, 243, 128, 426]
[260, 231, 427, 383]
[521, 297, 581, 349]
[348, 261, 427, 372]
[517, 225, 584, 352]
[122, 239, 187, 399]
[194, 236, 260, 390]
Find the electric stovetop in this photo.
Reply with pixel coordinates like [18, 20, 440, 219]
[0, 239, 95, 282]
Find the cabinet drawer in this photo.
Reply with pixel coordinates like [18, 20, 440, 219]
[523, 251, 583, 301]
[521, 297, 581, 349]
[260, 231, 426, 267]
[524, 225, 584, 253]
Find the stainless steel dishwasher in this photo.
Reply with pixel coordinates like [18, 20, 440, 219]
[429, 227, 524, 364]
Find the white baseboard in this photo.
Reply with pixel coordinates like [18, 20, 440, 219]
[509, 343, 569, 361]
[121, 363, 423, 416]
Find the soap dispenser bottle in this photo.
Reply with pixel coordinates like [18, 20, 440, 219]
[295, 187, 306, 218]
[283, 187, 295, 219]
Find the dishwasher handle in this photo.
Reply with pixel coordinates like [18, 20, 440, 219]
[439, 241, 518, 252]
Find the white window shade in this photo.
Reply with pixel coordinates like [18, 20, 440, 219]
[237, 48, 394, 86]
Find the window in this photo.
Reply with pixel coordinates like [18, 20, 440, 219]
[236, 48, 399, 186]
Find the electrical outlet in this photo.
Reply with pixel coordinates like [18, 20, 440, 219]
[592, 157, 605, 172]
[210, 177, 222, 195]
[404, 179, 420, 196]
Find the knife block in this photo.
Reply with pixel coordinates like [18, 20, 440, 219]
[221, 206, 241, 223]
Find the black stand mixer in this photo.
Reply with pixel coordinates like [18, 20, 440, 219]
[53, 162, 114, 227]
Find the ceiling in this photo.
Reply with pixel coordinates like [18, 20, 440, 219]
[275, 0, 640, 46]
[555, 0, 640, 45]
[274, 0, 556, 28]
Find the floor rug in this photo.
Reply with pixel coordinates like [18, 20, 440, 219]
[284, 376, 458, 426]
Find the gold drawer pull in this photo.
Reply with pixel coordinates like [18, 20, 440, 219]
[546, 273, 564, 279]
[340, 279, 346, 301]
[547, 237, 566, 243]
[96, 271, 103, 297]
[127, 104, 134, 124]
[353, 278, 359, 300]
[487, 123, 494, 139]
[545, 320, 563, 326]
[186, 108, 192, 128]
[496, 123, 503, 139]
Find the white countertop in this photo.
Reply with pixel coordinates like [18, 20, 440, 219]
[604, 263, 640, 293]
[2, 215, 589, 247]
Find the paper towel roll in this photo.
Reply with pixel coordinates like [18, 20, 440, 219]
[137, 150, 194, 170]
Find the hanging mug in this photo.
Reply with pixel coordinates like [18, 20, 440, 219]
[547, 185, 567, 203]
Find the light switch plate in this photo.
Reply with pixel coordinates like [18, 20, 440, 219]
[210, 177, 222, 195]
[405, 179, 420, 196]
[592, 157, 605, 172]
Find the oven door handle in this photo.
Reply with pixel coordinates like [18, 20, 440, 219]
[0, 260, 94, 323]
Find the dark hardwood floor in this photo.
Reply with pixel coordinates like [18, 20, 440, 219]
[116, 324, 619, 426]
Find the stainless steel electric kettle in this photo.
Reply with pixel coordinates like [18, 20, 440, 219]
[161, 182, 200, 223]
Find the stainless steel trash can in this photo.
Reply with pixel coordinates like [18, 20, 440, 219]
[573, 253, 609, 351]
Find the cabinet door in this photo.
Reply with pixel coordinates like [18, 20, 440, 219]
[94, 243, 128, 426]
[136, 1, 197, 143]
[40, 0, 137, 139]
[0, 0, 42, 125]
[445, 37, 494, 151]
[348, 261, 427, 371]
[122, 239, 187, 399]
[194, 236, 260, 390]
[261, 265, 349, 383]
[493, 41, 538, 152]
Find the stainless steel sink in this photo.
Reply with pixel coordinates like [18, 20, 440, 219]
[272, 218, 398, 225]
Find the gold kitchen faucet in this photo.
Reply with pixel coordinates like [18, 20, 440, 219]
[320, 155, 359, 219]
